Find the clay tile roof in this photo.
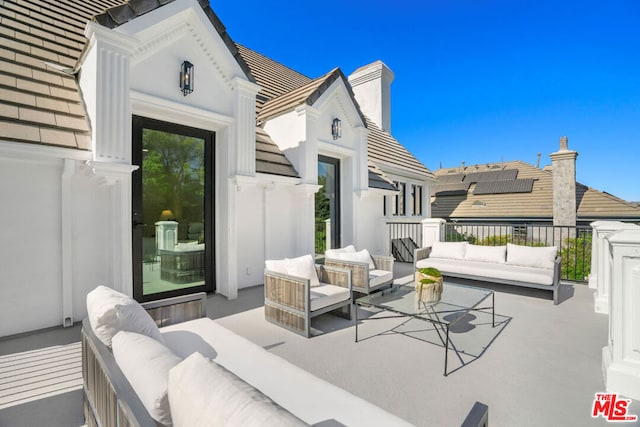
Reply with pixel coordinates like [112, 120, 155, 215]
[0, 0, 123, 149]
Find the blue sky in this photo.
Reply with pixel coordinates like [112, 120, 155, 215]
[212, 1, 640, 202]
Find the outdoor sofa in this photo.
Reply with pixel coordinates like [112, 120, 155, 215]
[82, 286, 411, 427]
[414, 241, 562, 304]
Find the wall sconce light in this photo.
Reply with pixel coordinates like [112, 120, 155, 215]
[180, 61, 194, 96]
[331, 118, 342, 140]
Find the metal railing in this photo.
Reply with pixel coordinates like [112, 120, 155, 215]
[387, 222, 422, 263]
[443, 222, 592, 282]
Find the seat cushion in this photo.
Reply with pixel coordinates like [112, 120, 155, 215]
[369, 269, 393, 290]
[112, 331, 181, 426]
[465, 244, 506, 264]
[86, 285, 164, 347]
[416, 257, 555, 286]
[325, 244, 356, 260]
[309, 284, 350, 311]
[337, 248, 375, 270]
[168, 352, 306, 427]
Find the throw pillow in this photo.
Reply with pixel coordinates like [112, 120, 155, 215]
[285, 254, 320, 287]
[112, 331, 181, 426]
[464, 244, 507, 264]
[168, 352, 308, 427]
[506, 243, 557, 269]
[325, 244, 356, 260]
[430, 241, 468, 260]
[86, 285, 164, 347]
[265, 259, 288, 275]
[338, 249, 376, 270]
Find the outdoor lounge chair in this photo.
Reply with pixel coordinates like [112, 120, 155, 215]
[264, 255, 352, 338]
[324, 245, 394, 297]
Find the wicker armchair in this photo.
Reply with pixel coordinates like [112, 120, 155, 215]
[324, 248, 394, 297]
[264, 264, 352, 338]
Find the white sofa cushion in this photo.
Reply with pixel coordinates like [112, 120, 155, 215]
[465, 244, 507, 264]
[112, 331, 181, 426]
[430, 241, 467, 260]
[337, 248, 376, 270]
[285, 254, 320, 287]
[507, 243, 557, 269]
[168, 352, 306, 427]
[309, 284, 350, 311]
[324, 244, 356, 260]
[369, 269, 393, 289]
[416, 257, 555, 286]
[86, 285, 164, 347]
[160, 318, 412, 426]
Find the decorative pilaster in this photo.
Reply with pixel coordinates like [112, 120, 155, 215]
[603, 229, 640, 400]
[354, 125, 369, 193]
[422, 218, 446, 247]
[231, 78, 260, 176]
[590, 221, 639, 313]
[82, 22, 137, 163]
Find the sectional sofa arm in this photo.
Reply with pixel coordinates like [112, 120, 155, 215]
[141, 292, 207, 327]
[413, 247, 432, 268]
[372, 255, 394, 272]
[316, 265, 352, 291]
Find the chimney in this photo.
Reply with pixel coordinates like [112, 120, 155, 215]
[348, 61, 394, 132]
[549, 136, 578, 226]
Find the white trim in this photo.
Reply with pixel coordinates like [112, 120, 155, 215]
[0, 141, 92, 162]
[61, 159, 75, 328]
[131, 90, 233, 131]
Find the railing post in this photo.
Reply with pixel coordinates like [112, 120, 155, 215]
[603, 229, 640, 400]
[421, 218, 446, 248]
[590, 221, 639, 313]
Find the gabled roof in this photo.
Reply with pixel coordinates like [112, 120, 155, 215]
[257, 68, 367, 127]
[366, 117, 433, 179]
[432, 160, 640, 221]
[92, 0, 255, 83]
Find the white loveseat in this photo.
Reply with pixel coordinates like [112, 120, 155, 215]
[414, 242, 562, 304]
[82, 286, 411, 427]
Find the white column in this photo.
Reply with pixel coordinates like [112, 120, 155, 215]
[231, 78, 260, 176]
[590, 221, 639, 313]
[422, 218, 445, 247]
[81, 23, 136, 163]
[603, 229, 640, 400]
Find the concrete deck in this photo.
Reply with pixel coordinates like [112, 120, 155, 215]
[0, 263, 637, 427]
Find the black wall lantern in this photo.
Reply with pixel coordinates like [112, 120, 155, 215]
[331, 118, 342, 140]
[180, 61, 194, 96]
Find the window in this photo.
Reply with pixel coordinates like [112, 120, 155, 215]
[392, 181, 406, 216]
[411, 185, 423, 216]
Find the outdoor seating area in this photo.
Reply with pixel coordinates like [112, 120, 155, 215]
[2, 262, 633, 427]
[324, 245, 395, 297]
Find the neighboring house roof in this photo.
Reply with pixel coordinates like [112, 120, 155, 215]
[432, 160, 640, 221]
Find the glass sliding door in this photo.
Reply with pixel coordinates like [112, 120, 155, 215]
[132, 117, 214, 301]
[316, 156, 340, 254]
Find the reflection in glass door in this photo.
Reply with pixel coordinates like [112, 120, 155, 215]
[316, 156, 340, 254]
[132, 117, 214, 301]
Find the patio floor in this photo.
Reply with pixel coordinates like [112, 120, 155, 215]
[0, 263, 638, 427]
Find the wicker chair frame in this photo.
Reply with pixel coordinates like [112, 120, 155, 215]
[264, 265, 352, 338]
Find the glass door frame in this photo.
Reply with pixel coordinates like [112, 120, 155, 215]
[131, 115, 215, 302]
[318, 155, 341, 250]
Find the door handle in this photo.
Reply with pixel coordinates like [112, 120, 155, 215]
[133, 221, 147, 229]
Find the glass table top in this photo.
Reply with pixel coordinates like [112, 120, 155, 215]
[356, 282, 493, 326]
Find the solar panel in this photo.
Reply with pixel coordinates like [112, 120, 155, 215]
[434, 182, 471, 196]
[437, 174, 465, 185]
[464, 169, 518, 183]
[473, 178, 534, 195]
